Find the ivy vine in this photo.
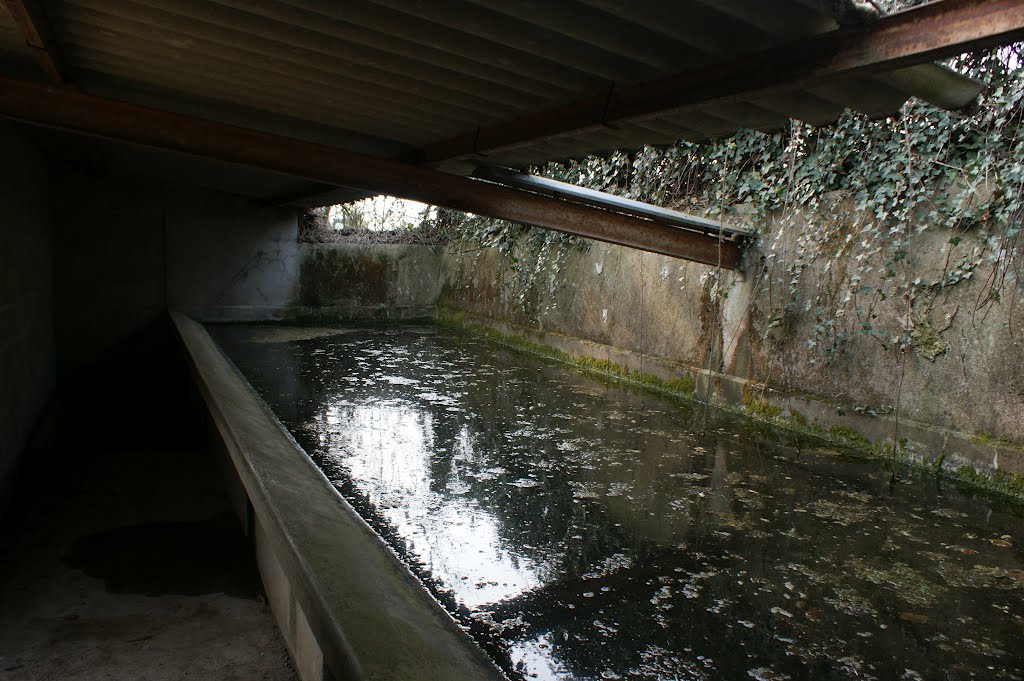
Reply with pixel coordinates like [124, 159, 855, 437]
[443, 43, 1023, 360]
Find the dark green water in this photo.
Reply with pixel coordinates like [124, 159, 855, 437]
[211, 323, 1024, 681]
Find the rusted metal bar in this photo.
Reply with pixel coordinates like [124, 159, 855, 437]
[2, 0, 67, 85]
[0, 76, 741, 268]
[473, 165, 751, 241]
[419, 0, 1024, 164]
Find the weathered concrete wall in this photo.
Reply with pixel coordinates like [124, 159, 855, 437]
[51, 169, 301, 375]
[52, 166, 441, 367]
[167, 189, 301, 322]
[52, 168, 167, 376]
[295, 243, 442, 320]
[438, 220, 1024, 477]
[44, 157, 1022, 478]
[0, 123, 55, 495]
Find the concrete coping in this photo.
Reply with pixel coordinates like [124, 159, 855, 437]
[171, 312, 505, 681]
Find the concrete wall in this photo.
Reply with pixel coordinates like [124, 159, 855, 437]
[50, 169, 301, 376]
[43, 158, 1022, 479]
[167, 189, 300, 322]
[438, 223, 1024, 478]
[295, 242, 442, 320]
[52, 167, 167, 376]
[0, 123, 56, 494]
[51, 167, 443, 377]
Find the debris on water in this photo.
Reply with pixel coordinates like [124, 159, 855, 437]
[382, 375, 419, 385]
[747, 667, 790, 680]
[212, 323, 1024, 681]
[847, 559, 946, 607]
[825, 586, 877, 616]
[669, 472, 710, 481]
[900, 612, 930, 624]
[932, 508, 969, 519]
[810, 499, 878, 526]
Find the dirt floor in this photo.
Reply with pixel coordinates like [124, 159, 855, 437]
[0, 376, 297, 681]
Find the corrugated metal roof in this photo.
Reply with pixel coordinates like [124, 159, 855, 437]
[0, 0, 988, 200]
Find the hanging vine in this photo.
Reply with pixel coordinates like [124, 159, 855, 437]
[441, 43, 1023, 359]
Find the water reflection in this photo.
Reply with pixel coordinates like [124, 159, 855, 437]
[212, 324, 1024, 681]
[323, 400, 540, 606]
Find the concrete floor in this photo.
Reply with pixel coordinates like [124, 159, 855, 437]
[0, 382, 297, 681]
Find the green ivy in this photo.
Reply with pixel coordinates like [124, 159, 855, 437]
[441, 43, 1023, 359]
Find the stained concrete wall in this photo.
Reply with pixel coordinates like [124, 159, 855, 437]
[166, 190, 300, 322]
[52, 167, 167, 377]
[0, 123, 55, 495]
[295, 243, 442, 320]
[48, 157, 1019, 478]
[50, 167, 444, 375]
[51, 169, 301, 377]
[438, 224, 1024, 477]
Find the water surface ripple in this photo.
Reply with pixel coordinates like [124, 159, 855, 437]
[212, 324, 1024, 681]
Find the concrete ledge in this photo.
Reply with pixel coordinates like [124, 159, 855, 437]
[171, 312, 504, 681]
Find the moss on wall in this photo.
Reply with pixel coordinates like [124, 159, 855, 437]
[297, 244, 443, 320]
[300, 248, 392, 307]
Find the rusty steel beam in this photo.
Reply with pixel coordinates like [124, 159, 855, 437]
[0, 76, 741, 268]
[474, 165, 751, 239]
[419, 0, 1024, 164]
[2, 0, 67, 85]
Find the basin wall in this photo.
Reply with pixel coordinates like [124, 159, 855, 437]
[436, 226, 1023, 478]
[0, 122, 56, 500]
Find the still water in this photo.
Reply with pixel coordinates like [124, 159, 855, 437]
[211, 324, 1024, 681]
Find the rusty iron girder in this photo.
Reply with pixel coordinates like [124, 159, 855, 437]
[0, 76, 742, 268]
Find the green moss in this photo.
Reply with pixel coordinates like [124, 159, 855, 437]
[956, 465, 983, 482]
[1002, 472, 1024, 495]
[742, 394, 782, 420]
[299, 249, 392, 307]
[573, 355, 628, 377]
[435, 312, 695, 404]
[436, 311, 1024, 505]
[663, 376, 696, 394]
[984, 470, 1024, 496]
[909, 315, 948, 361]
[952, 466, 1024, 505]
[827, 424, 873, 448]
[969, 432, 1022, 449]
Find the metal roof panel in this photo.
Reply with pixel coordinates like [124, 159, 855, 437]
[0, 0, 993, 202]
